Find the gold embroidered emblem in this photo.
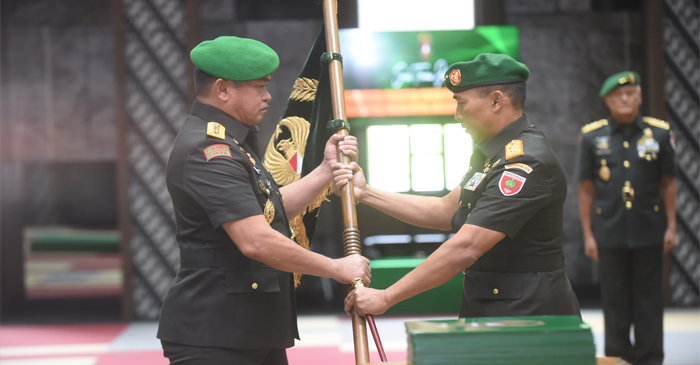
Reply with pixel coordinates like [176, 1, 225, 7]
[290, 78, 319, 102]
[206, 122, 226, 140]
[505, 140, 524, 160]
[264, 199, 275, 224]
[264, 117, 311, 186]
[264, 116, 332, 288]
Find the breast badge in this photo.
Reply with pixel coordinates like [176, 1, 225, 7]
[498, 171, 526, 196]
[599, 159, 611, 181]
[264, 199, 275, 224]
[464, 172, 487, 191]
[637, 128, 659, 160]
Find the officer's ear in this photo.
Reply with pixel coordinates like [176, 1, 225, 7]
[491, 90, 505, 112]
[214, 78, 230, 102]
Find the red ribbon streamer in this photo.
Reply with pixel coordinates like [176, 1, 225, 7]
[366, 314, 387, 362]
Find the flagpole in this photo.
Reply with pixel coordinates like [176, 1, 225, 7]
[321, 1, 370, 364]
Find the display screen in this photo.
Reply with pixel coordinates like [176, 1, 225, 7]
[340, 27, 519, 192]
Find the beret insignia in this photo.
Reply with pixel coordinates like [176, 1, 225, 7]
[449, 69, 461, 86]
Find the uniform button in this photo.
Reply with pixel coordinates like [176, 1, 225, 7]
[623, 141, 629, 148]
[654, 205, 659, 212]
[596, 208, 601, 214]
[625, 201, 632, 210]
[624, 160, 630, 168]
[468, 166, 472, 173]
[468, 203, 472, 209]
[252, 283, 259, 290]
[468, 213, 471, 218]
[493, 288, 499, 295]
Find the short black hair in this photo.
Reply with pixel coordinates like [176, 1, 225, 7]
[194, 67, 217, 95]
[475, 82, 527, 108]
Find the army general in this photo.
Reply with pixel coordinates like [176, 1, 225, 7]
[157, 37, 370, 365]
[576, 71, 676, 365]
[335, 53, 581, 318]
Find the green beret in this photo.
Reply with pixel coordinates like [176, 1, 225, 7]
[190, 36, 279, 81]
[599, 71, 641, 97]
[444, 53, 530, 93]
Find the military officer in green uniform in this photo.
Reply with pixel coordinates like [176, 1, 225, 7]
[335, 53, 580, 318]
[576, 71, 677, 365]
[157, 36, 371, 365]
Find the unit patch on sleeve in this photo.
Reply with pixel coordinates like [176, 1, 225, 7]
[203, 144, 232, 161]
[505, 139, 524, 160]
[505, 163, 533, 174]
[498, 171, 526, 196]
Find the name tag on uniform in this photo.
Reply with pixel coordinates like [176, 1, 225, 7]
[464, 172, 487, 191]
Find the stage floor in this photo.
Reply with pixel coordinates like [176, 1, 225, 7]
[0, 309, 698, 364]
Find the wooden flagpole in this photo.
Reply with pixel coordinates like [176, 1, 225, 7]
[321, 1, 370, 364]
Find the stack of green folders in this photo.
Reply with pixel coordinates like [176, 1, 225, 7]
[405, 315, 595, 365]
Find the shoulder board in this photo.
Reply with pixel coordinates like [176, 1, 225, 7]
[206, 122, 226, 140]
[581, 119, 608, 134]
[643, 116, 670, 130]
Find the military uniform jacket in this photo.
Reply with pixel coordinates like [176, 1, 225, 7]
[576, 115, 675, 249]
[157, 101, 299, 349]
[452, 115, 580, 318]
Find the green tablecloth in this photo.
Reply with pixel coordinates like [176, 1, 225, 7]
[370, 257, 462, 314]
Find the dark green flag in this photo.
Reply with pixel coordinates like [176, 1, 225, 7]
[263, 26, 333, 287]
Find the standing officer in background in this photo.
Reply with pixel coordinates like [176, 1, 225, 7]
[577, 71, 677, 365]
[157, 36, 370, 365]
[336, 53, 580, 318]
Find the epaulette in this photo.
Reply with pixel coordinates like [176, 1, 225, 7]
[581, 119, 608, 134]
[643, 116, 670, 130]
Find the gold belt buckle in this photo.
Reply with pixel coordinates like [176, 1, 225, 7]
[622, 181, 635, 209]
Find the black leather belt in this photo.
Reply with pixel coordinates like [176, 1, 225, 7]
[180, 248, 248, 268]
[469, 252, 564, 273]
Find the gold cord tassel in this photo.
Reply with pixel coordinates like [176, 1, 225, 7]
[293, 182, 333, 287]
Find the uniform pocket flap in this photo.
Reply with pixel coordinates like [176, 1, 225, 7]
[225, 267, 280, 293]
[471, 273, 522, 300]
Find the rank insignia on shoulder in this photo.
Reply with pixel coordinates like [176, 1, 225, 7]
[203, 144, 232, 161]
[206, 122, 226, 140]
[505, 163, 533, 174]
[581, 119, 608, 134]
[505, 140, 524, 160]
[499, 171, 526, 196]
[643, 116, 670, 130]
